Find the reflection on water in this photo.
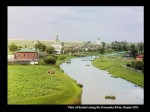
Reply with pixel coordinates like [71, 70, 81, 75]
[60, 56, 144, 104]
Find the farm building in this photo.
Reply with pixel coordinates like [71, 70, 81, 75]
[8, 48, 39, 64]
[136, 54, 144, 61]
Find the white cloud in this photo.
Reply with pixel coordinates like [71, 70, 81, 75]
[8, 6, 143, 42]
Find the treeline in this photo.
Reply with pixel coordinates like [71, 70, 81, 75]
[8, 42, 55, 55]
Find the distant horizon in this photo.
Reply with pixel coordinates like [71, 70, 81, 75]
[8, 38, 143, 43]
[8, 6, 143, 43]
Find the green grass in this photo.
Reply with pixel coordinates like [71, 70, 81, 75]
[92, 56, 144, 87]
[56, 54, 75, 65]
[8, 65, 82, 104]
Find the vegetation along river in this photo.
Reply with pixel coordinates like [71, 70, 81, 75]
[60, 56, 144, 104]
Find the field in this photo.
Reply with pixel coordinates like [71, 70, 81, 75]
[8, 65, 82, 104]
[92, 55, 144, 87]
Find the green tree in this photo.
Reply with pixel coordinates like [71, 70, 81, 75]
[43, 56, 57, 65]
[137, 42, 144, 54]
[130, 44, 138, 58]
[97, 47, 104, 54]
[121, 41, 128, 51]
[61, 42, 64, 48]
[111, 41, 128, 51]
[46, 46, 55, 54]
[34, 43, 46, 52]
[101, 42, 105, 49]
[9, 43, 18, 53]
[87, 41, 91, 44]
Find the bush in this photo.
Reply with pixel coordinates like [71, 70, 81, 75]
[58, 56, 66, 60]
[131, 61, 144, 70]
[38, 59, 46, 65]
[126, 63, 131, 67]
[38, 52, 49, 59]
[43, 56, 57, 65]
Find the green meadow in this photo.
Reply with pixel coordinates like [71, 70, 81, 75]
[8, 65, 82, 104]
[92, 56, 144, 87]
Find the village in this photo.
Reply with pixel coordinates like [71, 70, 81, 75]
[8, 37, 144, 104]
[8, 6, 144, 105]
[8, 35, 144, 65]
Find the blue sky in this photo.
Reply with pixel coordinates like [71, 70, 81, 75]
[8, 6, 144, 43]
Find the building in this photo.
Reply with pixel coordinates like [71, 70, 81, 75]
[95, 37, 101, 46]
[8, 48, 39, 64]
[52, 35, 62, 54]
[14, 48, 38, 60]
[136, 54, 144, 61]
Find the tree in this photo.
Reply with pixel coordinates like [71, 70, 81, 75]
[101, 42, 105, 49]
[130, 44, 138, 58]
[43, 56, 57, 65]
[61, 42, 64, 48]
[9, 43, 18, 53]
[121, 41, 128, 51]
[97, 47, 104, 54]
[46, 46, 55, 54]
[137, 42, 144, 54]
[34, 43, 46, 52]
[111, 41, 128, 51]
[87, 41, 91, 44]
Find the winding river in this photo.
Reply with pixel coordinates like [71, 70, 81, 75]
[60, 56, 144, 104]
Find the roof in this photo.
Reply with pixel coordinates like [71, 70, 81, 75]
[15, 48, 39, 53]
[136, 54, 144, 58]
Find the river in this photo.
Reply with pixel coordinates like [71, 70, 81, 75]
[60, 56, 144, 104]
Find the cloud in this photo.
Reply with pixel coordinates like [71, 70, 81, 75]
[8, 6, 143, 42]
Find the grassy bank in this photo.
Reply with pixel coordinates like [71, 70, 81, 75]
[92, 56, 144, 87]
[8, 65, 82, 104]
[56, 54, 75, 65]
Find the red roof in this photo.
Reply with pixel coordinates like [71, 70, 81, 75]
[136, 54, 144, 58]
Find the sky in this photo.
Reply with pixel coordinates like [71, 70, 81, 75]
[8, 6, 144, 43]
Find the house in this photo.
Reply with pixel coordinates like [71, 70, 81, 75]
[136, 54, 144, 61]
[8, 48, 39, 64]
[14, 48, 38, 60]
[52, 35, 62, 54]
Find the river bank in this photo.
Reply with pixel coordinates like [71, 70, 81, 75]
[60, 57, 143, 104]
[92, 56, 144, 87]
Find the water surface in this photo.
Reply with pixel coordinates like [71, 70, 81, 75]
[60, 57, 144, 104]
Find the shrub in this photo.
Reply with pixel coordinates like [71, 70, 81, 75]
[105, 96, 116, 99]
[43, 56, 57, 65]
[126, 63, 131, 67]
[131, 61, 144, 70]
[58, 56, 66, 60]
[38, 59, 46, 65]
[52, 55, 58, 59]
[77, 83, 83, 88]
[38, 52, 49, 59]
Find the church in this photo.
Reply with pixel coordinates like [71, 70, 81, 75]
[95, 37, 101, 46]
[52, 35, 62, 54]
